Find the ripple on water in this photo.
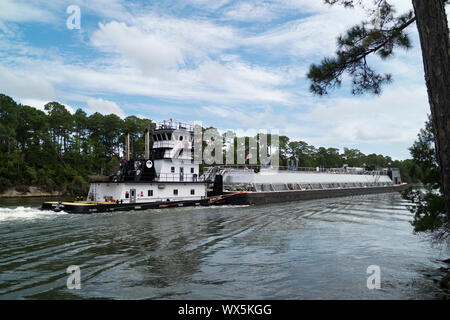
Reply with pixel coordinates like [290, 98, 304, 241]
[0, 193, 448, 299]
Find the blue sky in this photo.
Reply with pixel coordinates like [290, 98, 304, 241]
[0, 0, 445, 160]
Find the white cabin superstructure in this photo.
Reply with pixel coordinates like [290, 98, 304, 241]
[87, 119, 208, 204]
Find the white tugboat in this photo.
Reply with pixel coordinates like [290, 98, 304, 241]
[86, 120, 207, 204]
[41, 119, 407, 213]
[42, 120, 224, 213]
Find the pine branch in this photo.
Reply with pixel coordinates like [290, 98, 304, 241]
[307, 6, 416, 95]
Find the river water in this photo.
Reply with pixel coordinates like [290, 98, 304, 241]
[0, 193, 448, 299]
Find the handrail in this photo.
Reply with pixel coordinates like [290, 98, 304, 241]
[156, 173, 199, 182]
[204, 165, 391, 176]
[156, 120, 194, 132]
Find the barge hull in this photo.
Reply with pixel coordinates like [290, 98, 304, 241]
[223, 184, 408, 205]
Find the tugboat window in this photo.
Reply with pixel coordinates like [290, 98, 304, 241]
[173, 189, 178, 195]
[171, 167, 175, 173]
[191, 167, 194, 173]
[179, 136, 183, 141]
[190, 189, 195, 195]
[148, 190, 153, 197]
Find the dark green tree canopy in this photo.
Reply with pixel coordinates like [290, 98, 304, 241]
[307, 0, 417, 95]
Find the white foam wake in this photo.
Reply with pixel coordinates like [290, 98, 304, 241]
[0, 206, 67, 222]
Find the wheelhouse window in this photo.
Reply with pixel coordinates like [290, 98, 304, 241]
[173, 189, 178, 195]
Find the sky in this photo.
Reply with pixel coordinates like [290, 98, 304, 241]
[0, 0, 446, 160]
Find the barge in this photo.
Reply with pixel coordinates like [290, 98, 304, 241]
[41, 119, 407, 214]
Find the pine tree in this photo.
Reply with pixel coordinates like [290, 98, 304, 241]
[307, 0, 450, 225]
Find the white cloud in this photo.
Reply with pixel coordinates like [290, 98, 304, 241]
[0, 65, 55, 100]
[223, 2, 277, 22]
[245, 8, 364, 59]
[72, 0, 133, 22]
[92, 21, 185, 74]
[302, 84, 429, 145]
[185, 0, 231, 11]
[0, 0, 55, 23]
[87, 98, 126, 118]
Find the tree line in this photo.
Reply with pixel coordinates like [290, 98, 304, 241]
[0, 93, 425, 195]
[0, 94, 154, 194]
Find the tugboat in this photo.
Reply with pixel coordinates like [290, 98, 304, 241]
[41, 119, 236, 213]
[41, 119, 407, 214]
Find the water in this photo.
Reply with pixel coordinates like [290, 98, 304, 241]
[0, 193, 448, 299]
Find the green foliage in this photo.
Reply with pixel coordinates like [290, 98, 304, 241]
[0, 176, 11, 193]
[66, 175, 89, 196]
[403, 186, 447, 233]
[308, 1, 415, 95]
[275, 135, 416, 178]
[401, 115, 447, 236]
[0, 93, 154, 195]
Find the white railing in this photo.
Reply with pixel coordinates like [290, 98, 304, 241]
[156, 173, 199, 182]
[203, 165, 390, 176]
[156, 120, 194, 132]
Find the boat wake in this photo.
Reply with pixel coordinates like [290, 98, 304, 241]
[0, 206, 67, 222]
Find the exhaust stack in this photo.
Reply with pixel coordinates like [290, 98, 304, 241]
[125, 132, 131, 161]
[145, 128, 150, 159]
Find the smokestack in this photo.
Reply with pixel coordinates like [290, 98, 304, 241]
[145, 128, 150, 159]
[126, 132, 130, 161]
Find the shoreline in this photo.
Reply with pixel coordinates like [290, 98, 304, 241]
[0, 187, 65, 198]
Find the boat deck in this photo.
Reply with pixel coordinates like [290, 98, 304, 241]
[41, 192, 247, 214]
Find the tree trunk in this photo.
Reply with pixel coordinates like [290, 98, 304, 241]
[412, 0, 450, 224]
